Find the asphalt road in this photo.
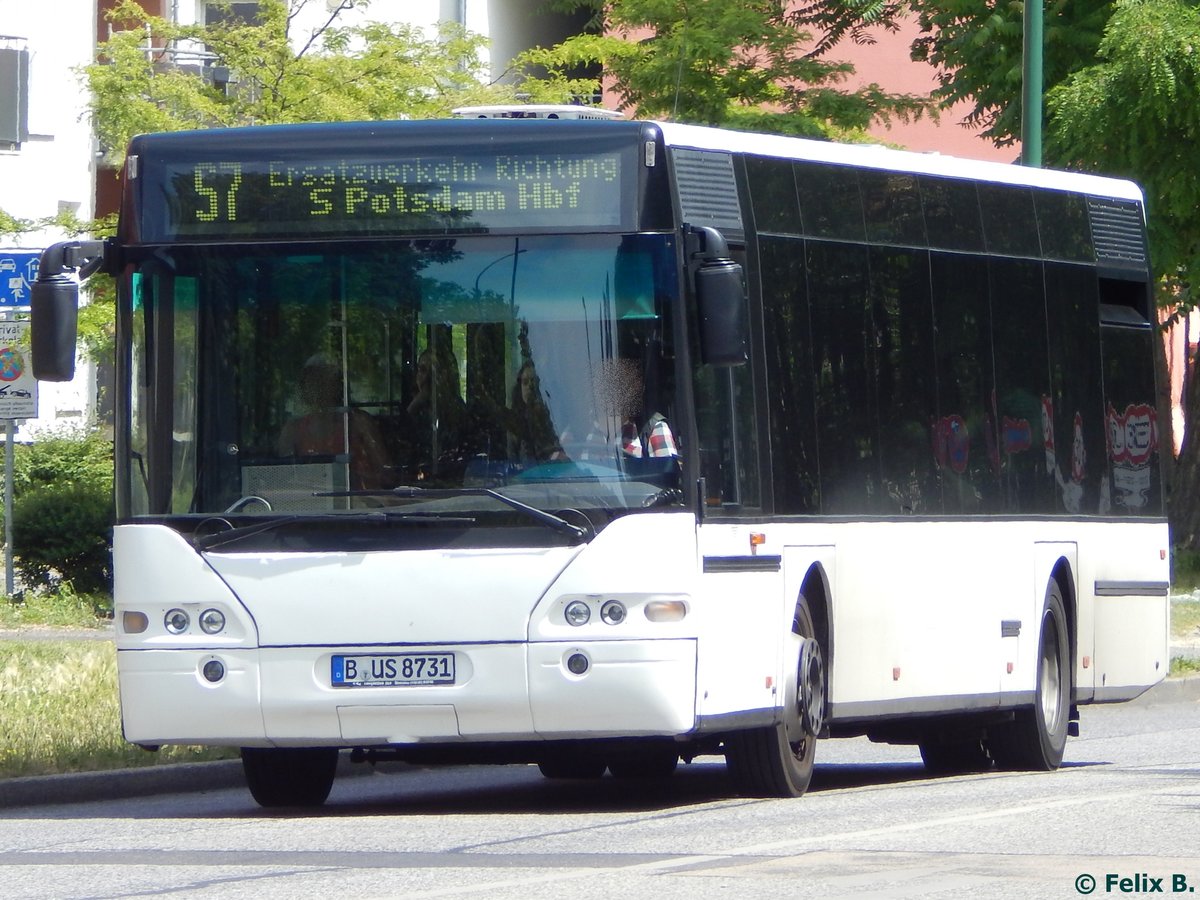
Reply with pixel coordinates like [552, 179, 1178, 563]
[0, 683, 1197, 900]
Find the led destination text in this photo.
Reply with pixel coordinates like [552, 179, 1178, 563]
[180, 151, 623, 236]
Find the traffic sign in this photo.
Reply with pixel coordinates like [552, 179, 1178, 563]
[0, 250, 41, 307]
[0, 320, 37, 419]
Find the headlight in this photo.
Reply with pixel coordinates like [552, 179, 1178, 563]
[600, 600, 627, 625]
[164, 608, 190, 634]
[198, 608, 226, 635]
[564, 600, 591, 626]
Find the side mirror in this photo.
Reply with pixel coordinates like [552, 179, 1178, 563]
[29, 240, 105, 382]
[689, 226, 747, 366]
[31, 277, 80, 382]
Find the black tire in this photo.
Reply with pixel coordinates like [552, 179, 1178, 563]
[241, 747, 339, 808]
[607, 750, 679, 779]
[990, 581, 1071, 770]
[725, 596, 824, 798]
[537, 750, 607, 779]
[919, 735, 992, 774]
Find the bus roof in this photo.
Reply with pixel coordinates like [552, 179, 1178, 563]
[653, 121, 1144, 203]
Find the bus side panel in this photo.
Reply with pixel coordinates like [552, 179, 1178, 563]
[693, 523, 786, 724]
[1083, 521, 1170, 701]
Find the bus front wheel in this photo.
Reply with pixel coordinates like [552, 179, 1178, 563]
[989, 581, 1071, 771]
[241, 747, 339, 808]
[725, 597, 824, 798]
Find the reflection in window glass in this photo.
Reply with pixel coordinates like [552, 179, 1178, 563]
[870, 247, 938, 514]
[989, 258, 1054, 512]
[861, 172, 927, 248]
[1101, 326, 1163, 515]
[795, 163, 866, 241]
[807, 241, 879, 513]
[1036, 191, 1094, 262]
[980, 184, 1041, 257]
[745, 157, 802, 235]
[760, 237, 819, 513]
[930, 253, 995, 514]
[921, 177, 984, 252]
[1044, 263, 1105, 514]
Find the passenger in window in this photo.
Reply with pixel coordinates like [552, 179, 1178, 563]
[406, 344, 469, 480]
[277, 354, 391, 490]
[504, 358, 564, 462]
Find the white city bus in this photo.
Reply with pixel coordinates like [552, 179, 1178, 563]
[33, 108, 1169, 807]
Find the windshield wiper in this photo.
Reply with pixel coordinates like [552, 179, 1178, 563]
[319, 486, 591, 542]
[193, 510, 477, 551]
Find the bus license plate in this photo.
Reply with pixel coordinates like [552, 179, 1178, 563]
[331, 653, 455, 687]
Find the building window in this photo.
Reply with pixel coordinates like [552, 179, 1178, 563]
[203, 3, 262, 26]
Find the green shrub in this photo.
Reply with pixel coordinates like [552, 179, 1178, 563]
[13, 481, 113, 594]
[2, 426, 114, 598]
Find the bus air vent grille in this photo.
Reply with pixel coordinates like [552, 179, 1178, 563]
[673, 149, 744, 241]
[1088, 197, 1147, 274]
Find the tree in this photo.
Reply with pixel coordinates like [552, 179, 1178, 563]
[1047, 0, 1200, 549]
[908, 0, 1113, 146]
[86, 0, 533, 166]
[519, 0, 931, 139]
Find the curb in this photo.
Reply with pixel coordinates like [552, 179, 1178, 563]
[1130, 674, 1200, 706]
[0, 759, 246, 810]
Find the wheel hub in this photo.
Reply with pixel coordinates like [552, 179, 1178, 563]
[797, 637, 826, 737]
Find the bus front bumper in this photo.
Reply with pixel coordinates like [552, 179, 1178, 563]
[117, 639, 698, 747]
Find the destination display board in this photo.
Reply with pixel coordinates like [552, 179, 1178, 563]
[132, 122, 644, 241]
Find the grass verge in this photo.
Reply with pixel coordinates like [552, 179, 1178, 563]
[0, 640, 236, 779]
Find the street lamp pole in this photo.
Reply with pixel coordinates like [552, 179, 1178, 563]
[1022, 0, 1044, 168]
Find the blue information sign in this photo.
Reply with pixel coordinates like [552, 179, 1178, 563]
[0, 250, 41, 307]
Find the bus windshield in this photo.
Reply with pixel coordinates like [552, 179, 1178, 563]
[124, 233, 682, 527]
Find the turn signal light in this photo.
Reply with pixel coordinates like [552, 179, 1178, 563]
[644, 600, 687, 622]
[122, 611, 149, 634]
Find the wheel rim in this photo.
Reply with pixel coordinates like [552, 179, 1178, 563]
[798, 637, 826, 738]
[1039, 611, 1063, 733]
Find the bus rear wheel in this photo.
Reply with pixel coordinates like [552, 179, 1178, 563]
[725, 597, 824, 798]
[241, 747, 338, 808]
[989, 581, 1071, 771]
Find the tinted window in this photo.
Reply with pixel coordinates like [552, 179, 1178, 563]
[795, 163, 866, 241]
[745, 157, 802, 235]
[1044, 263, 1105, 514]
[861, 171, 927, 248]
[921, 177, 984, 252]
[989, 258, 1055, 512]
[1036, 191, 1093, 262]
[980, 184, 1041, 257]
[807, 241, 879, 512]
[1101, 326, 1163, 515]
[760, 236, 819, 512]
[870, 247, 939, 513]
[930, 253, 996, 513]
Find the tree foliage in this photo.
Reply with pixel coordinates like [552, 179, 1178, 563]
[521, 0, 931, 138]
[908, 0, 1112, 146]
[1044, 0, 1200, 548]
[86, 0, 535, 165]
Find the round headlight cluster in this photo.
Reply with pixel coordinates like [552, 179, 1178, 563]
[164, 608, 190, 634]
[163, 608, 227, 636]
[564, 598, 628, 626]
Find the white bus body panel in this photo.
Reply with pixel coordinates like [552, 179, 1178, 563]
[113, 518, 700, 746]
[112, 512, 1167, 747]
